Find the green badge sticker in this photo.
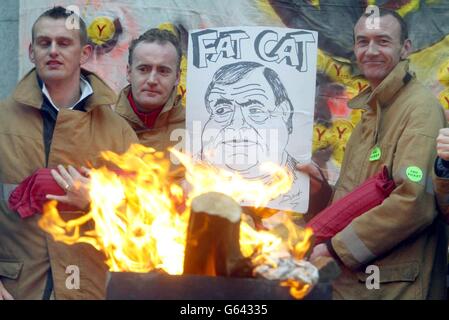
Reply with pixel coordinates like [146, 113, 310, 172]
[406, 166, 423, 182]
[369, 147, 381, 162]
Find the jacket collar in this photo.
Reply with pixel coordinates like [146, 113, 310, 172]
[12, 68, 116, 111]
[115, 84, 179, 129]
[348, 60, 413, 110]
[40, 74, 93, 111]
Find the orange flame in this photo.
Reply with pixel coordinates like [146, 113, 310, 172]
[281, 280, 311, 299]
[285, 225, 315, 299]
[171, 149, 293, 209]
[239, 213, 315, 299]
[40, 144, 188, 274]
[38, 144, 314, 298]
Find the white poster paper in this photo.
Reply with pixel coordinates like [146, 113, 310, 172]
[186, 26, 318, 213]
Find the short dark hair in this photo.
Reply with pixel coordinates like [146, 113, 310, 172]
[128, 28, 182, 70]
[32, 6, 88, 45]
[357, 7, 409, 43]
[204, 61, 294, 134]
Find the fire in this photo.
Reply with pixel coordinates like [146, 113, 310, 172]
[283, 225, 315, 299]
[39, 143, 315, 298]
[171, 149, 293, 209]
[239, 213, 315, 299]
[41, 144, 188, 274]
[281, 279, 311, 299]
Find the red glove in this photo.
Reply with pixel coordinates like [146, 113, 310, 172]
[8, 167, 142, 218]
[306, 166, 396, 244]
[8, 168, 78, 218]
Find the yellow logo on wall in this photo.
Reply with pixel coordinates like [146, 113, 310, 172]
[312, 119, 355, 167]
[331, 119, 354, 166]
[312, 123, 335, 153]
[88, 16, 116, 45]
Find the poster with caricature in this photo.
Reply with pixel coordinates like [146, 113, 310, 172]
[186, 26, 318, 213]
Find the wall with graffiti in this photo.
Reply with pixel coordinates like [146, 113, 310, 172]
[19, 0, 449, 184]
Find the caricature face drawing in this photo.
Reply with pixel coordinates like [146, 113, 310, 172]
[201, 61, 294, 180]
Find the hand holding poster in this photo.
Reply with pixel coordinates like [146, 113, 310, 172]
[186, 27, 318, 213]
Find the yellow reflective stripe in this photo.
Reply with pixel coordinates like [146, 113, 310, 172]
[339, 224, 376, 264]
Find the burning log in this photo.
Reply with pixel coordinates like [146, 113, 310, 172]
[183, 192, 253, 277]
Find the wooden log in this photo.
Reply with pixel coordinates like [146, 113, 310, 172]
[183, 192, 252, 277]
